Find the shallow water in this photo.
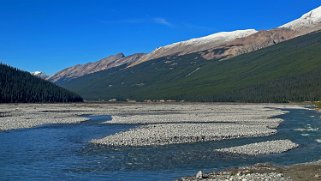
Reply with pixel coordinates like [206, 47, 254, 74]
[0, 109, 321, 180]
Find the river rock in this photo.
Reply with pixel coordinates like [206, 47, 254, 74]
[196, 171, 203, 179]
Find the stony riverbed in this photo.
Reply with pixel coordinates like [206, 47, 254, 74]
[0, 103, 304, 151]
[1, 103, 318, 181]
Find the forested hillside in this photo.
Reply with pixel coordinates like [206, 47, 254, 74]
[60, 30, 321, 103]
[0, 64, 83, 103]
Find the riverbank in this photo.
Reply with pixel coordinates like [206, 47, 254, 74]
[180, 161, 321, 181]
[0, 104, 87, 131]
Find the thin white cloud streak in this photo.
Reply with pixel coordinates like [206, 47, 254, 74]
[152, 18, 172, 26]
[100, 17, 173, 27]
[100, 18, 213, 31]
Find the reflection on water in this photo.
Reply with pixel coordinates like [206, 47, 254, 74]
[0, 109, 321, 181]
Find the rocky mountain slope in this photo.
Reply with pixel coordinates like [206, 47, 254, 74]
[49, 53, 144, 82]
[199, 28, 298, 60]
[129, 29, 258, 66]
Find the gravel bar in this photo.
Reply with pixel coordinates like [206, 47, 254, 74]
[90, 104, 305, 146]
[91, 123, 277, 146]
[215, 140, 299, 155]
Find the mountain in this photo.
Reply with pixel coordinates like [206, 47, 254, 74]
[0, 63, 83, 103]
[129, 29, 258, 67]
[280, 6, 321, 34]
[31, 71, 49, 79]
[51, 28, 288, 83]
[197, 28, 298, 60]
[59, 30, 321, 102]
[53, 6, 321, 102]
[130, 6, 321, 66]
[51, 6, 321, 84]
[50, 29, 259, 83]
[49, 53, 145, 83]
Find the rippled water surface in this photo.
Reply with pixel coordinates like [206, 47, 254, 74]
[0, 109, 321, 180]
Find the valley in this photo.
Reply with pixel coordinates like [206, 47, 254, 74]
[2, 3, 321, 181]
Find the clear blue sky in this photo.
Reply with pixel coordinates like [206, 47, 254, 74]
[0, 0, 320, 74]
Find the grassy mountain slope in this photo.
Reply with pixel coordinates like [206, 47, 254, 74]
[0, 64, 83, 103]
[60, 31, 321, 103]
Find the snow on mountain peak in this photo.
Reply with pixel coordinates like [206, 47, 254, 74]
[32, 71, 42, 75]
[129, 29, 258, 67]
[280, 6, 321, 30]
[168, 29, 258, 47]
[31, 71, 49, 79]
[154, 29, 257, 56]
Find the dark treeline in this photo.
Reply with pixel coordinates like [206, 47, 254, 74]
[129, 70, 321, 103]
[225, 69, 321, 103]
[0, 63, 83, 103]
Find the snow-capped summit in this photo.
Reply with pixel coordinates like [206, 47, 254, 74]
[167, 29, 258, 47]
[280, 6, 321, 31]
[31, 71, 49, 79]
[31, 71, 42, 76]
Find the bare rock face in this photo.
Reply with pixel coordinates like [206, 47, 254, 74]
[200, 28, 299, 60]
[49, 53, 144, 82]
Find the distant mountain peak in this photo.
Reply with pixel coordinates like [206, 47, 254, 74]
[31, 71, 42, 76]
[280, 6, 321, 31]
[31, 71, 49, 79]
[49, 53, 145, 82]
[105, 53, 126, 60]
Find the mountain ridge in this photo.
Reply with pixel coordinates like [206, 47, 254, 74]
[49, 53, 145, 82]
[59, 30, 321, 102]
[129, 29, 258, 67]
